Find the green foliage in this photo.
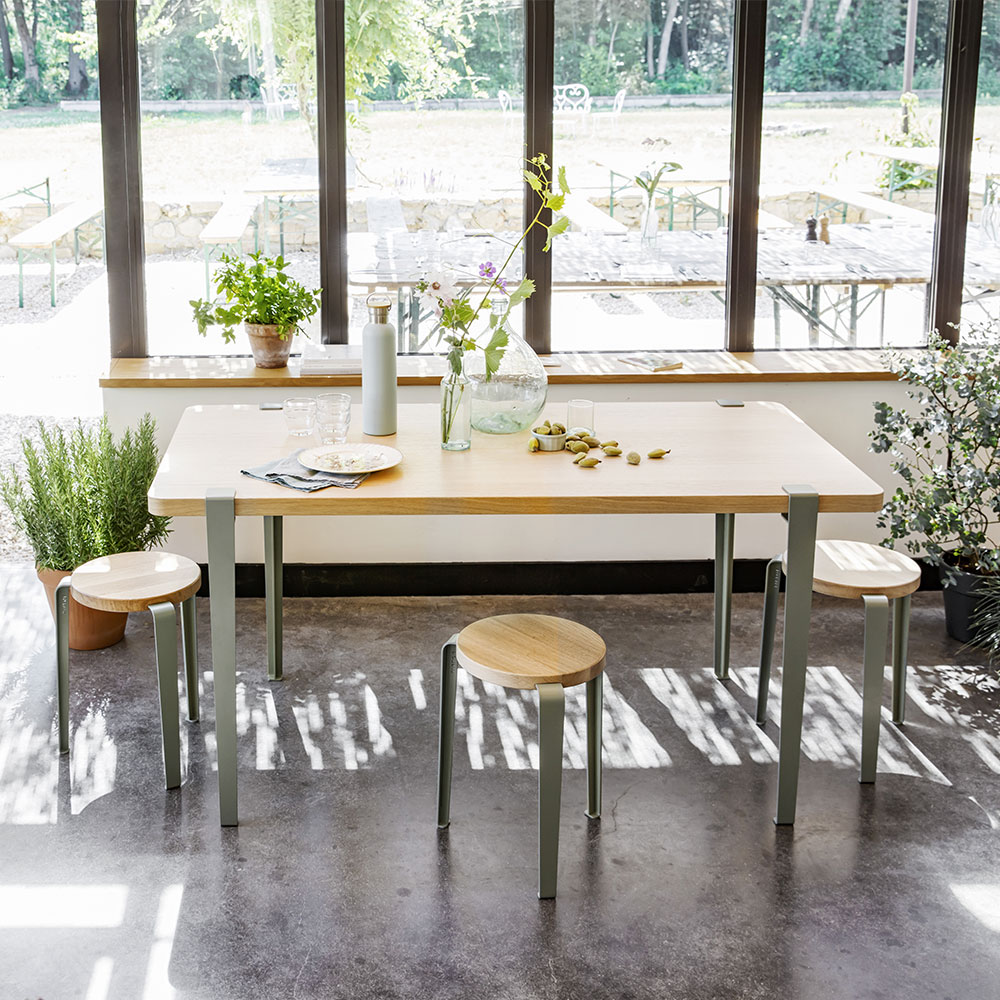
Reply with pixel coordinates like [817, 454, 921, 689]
[873, 92, 936, 191]
[636, 161, 684, 207]
[190, 253, 321, 343]
[870, 327, 1000, 578]
[0, 415, 172, 572]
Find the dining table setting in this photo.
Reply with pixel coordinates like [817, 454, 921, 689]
[148, 399, 883, 829]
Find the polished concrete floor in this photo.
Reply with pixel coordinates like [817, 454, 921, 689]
[1, 561, 999, 1000]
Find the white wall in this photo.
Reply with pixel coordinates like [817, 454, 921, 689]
[103, 378, 908, 565]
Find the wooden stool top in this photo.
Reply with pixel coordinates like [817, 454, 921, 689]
[71, 551, 201, 613]
[456, 613, 606, 690]
[783, 539, 921, 601]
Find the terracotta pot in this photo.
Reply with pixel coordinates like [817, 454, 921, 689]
[37, 567, 128, 651]
[246, 322, 293, 369]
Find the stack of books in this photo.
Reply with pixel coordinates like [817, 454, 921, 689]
[298, 343, 364, 375]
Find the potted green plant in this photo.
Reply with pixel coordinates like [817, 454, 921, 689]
[1, 415, 172, 650]
[635, 159, 682, 245]
[870, 326, 1000, 642]
[190, 252, 321, 369]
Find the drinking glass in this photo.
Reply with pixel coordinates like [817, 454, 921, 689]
[317, 392, 352, 444]
[283, 397, 317, 437]
[567, 399, 595, 436]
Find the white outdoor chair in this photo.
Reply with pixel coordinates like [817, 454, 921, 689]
[592, 88, 627, 135]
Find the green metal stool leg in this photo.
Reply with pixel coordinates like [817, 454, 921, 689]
[206, 489, 238, 826]
[860, 594, 890, 784]
[774, 485, 818, 826]
[756, 555, 783, 724]
[181, 595, 199, 722]
[537, 682, 565, 899]
[55, 577, 72, 753]
[585, 673, 603, 819]
[150, 602, 182, 790]
[891, 594, 911, 725]
[436, 635, 459, 829]
[264, 515, 283, 681]
[714, 512, 735, 680]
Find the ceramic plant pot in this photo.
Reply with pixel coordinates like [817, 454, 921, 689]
[939, 564, 991, 644]
[37, 567, 128, 651]
[246, 322, 293, 369]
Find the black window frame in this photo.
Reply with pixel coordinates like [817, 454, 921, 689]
[101, 0, 983, 359]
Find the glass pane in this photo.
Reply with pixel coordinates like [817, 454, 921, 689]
[0, 2, 106, 408]
[140, 2, 319, 357]
[756, 0, 948, 350]
[345, 0, 525, 354]
[967, 0, 1000, 330]
[550, 1, 733, 353]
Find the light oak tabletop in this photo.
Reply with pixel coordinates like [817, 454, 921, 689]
[148, 402, 883, 517]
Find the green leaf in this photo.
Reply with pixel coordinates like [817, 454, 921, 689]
[483, 325, 509, 381]
[546, 193, 565, 212]
[523, 169, 542, 192]
[507, 277, 535, 307]
[557, 165, 570, 194]
[544, 216, 570, 251]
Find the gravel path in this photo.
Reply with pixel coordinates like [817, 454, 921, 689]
[0, 413, 99, 563]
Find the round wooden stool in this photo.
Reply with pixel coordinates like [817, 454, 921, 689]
[756, 540, 921, 784]
[436, 613, 607, 899]
[55, 551, 202, 790]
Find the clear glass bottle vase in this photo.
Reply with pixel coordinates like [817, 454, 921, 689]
[440, 366, 471, 451]
[465, 298, 547, 434]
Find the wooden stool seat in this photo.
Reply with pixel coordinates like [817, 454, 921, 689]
[71, 551, 201, 613]
[456, 613, 606, 690]
[781, 540, 921, 600]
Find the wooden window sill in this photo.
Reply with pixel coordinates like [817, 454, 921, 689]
[100, 350, 900, 388]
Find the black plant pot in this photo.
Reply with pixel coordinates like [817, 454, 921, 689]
[939, 565, 990, 644]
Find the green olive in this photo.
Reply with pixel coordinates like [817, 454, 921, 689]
[626, 451, 641, 465]
[601, 440, 618, 448]
[573, 452, 586, 464]
[582, 436, 601, 448]
[528, 438, 540, 452]
[550, 422, 566, 434]
[568, 440, 590, 454]
[532, 425, 550, 435]
[578, 457, 601, 468]
[648, 448, 669, 459]
[602, 446, 622, 456]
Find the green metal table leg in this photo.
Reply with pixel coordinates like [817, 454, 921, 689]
[206, 489, 238, 826]
[17, 248, 24, 308]
[714, 512, 735, 680]
[537, 682, 565, 899]
[756, 555, 782, 724]
[55, 577, 71, 753]
[774, 485, 819, 826]
[150, 601, 182, 790]
[181, 595, 199, 722]
[860, 594, 889, 784]
[264, 515, 283, 681]
[891, 593, 911, 725]
[585, 673, 602, 819]
[436, 635, 459, 829]
[50, 246, 56, 307]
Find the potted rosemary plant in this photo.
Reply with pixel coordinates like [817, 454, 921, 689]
[870, 326, 1000, 642]
[1, 415, 171, 649]
[191, 252, 321, 368]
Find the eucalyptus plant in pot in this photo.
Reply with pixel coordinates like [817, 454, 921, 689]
[1, 415, 171, 650]
[191, 252, 321, 368]
[871, 326, 1000, 642]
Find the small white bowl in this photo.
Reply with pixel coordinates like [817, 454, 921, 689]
[530, 429, 568, 451]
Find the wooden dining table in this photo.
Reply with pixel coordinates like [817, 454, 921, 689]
[148, 401, 883, 828]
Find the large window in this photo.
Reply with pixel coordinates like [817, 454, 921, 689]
[36, 1, 988, 359]
[344, 0, 525, 352]
[139, 1, 319, 356]
[755, 0, 947, 350]
[0, 1, 106, 396]
[551, 1, 733, 352]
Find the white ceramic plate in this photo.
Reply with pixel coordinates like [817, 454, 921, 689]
[298, 443, 403, 475]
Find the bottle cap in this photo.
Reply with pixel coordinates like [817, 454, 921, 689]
[366, 293, 392, 324]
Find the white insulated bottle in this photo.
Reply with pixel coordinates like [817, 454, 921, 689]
[361, 293, 397, 436]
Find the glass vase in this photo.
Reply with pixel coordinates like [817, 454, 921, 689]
[440, 367, 471, 451]
[465, 300, 547, 434]
[640, 201, 658, 247]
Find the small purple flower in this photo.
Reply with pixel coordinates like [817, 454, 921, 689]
[497, 276, 508, 293]
[479, 260, 496, 279]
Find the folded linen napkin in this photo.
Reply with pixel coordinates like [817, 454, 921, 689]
[241, 450, 369, 491]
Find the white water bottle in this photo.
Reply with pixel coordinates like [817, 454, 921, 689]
[361, 293, 397, 435]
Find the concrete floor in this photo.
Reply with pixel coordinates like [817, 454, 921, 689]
[1, 561, 999, 1000]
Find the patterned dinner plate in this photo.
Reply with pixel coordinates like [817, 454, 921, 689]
[297, 443, 403, 475]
